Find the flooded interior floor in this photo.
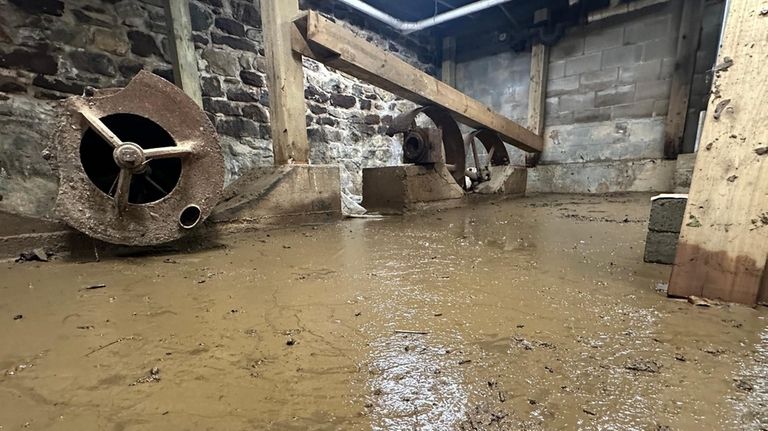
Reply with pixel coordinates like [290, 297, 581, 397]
[1, 194, 767, 430]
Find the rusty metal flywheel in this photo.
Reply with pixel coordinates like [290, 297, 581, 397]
[50, 71, 224, 246]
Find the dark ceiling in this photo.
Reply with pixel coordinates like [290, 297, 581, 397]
[356, 0, 614, 61]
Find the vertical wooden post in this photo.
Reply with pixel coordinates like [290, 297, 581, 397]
[441, 37, 456, 87]
[662, 0, 704, 159]
[164, 0, 203, 107]
[668, 0, 768, 305]
[262, 0, 309, 165]
[527, 43, 549, 136]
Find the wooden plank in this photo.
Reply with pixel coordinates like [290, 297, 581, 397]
[527, 43, 549, 136]
[662, 0, 704, 159]
[294, 12, 543, 153]
[262, 0, 309, 164]
[668, 0, 768, 305]
[441, 37, 456, 87]
[164, 0, 203, 107]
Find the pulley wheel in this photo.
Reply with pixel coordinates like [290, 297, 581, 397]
[50, 71, 225, 246]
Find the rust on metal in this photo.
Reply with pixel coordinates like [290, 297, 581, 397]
[48, 71, 224, 246]
[386, 106, 466, 185]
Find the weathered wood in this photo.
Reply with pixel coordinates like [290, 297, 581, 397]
[164, 0, 202, 107]
[663, 0, 705, 159]
[668, 0, 768, 305]
[293, 12, 543, 153]
[262, 0, 309, 164]
[441, 37, 456, 87]
[527, 43, 549, 136]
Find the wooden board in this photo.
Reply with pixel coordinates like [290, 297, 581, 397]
[293, 11, 543, 153]
[668, 0, 768, 305]
[441, 37, 456, 87]
[262, 0, 309, 164]
[663, 0, 704, 159]
[164, 0, 202, 107]
[527, 43, 549, 136]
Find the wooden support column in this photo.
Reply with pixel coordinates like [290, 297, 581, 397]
[527, 43, 549, 136]
[441, 37, 456, 87]
[164, 0, 203, 107]
[668, 0, 768, 305]
[662, 0, 705, 159]
[262, 0, 309, 164]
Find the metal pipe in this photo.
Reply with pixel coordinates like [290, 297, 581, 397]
[335, 0, 514, 34]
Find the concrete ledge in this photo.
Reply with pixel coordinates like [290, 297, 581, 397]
[362, 164, 464, 214]
[528, 158, 675, 193]
[212, 164, 342, 227]
[474, 165, 527, 196]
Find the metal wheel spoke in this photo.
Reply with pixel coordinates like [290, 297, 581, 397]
[80, 110, 123, 148]
[143, 146, 192, 160]
[114, 169, 132, 213]
[144, 174, 168, 195]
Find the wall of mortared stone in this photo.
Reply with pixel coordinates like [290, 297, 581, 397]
[0, 0, 437, 218]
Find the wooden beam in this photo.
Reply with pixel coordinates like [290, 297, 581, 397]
[441, 37, 456, 87]
[262, 0, 309, 164]
[527, 43, 549, 136]
[164, 0, 202, 107]
[668, 0, 768, 305]
[663, 0, 705, 159]
[293, 11, 543, 153]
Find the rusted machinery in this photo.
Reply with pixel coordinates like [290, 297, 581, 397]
[48, 71, 225, 246]
[386, 106, 512, 190]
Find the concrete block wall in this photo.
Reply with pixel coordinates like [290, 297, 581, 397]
[453, 1, 723, 193]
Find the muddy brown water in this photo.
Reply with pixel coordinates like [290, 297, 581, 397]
[1, 194, 766, 430]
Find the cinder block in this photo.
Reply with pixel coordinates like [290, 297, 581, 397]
[549, 60, 566, 79]
[660, 58, 675, 79]
[595, 84, 635, 107]
[565, 52, 602, 76]
[585, 27, 624, 53]
[560, 92, 595, 112]
[642, 38, 677, 61]
[544, 110, 574, 126]
[618, 60, 661, 84]
[550, 37, 585, 61]
[624, 15, 672, 44]
[643, 230, 680, 264]
[648, 196, 687, 232]
[574, 107, 611, 123]
[546, 75, 580, 97]
[635, 79, 671, 102]
[580, 68, 618, 92]
[653, 99, 669, 116]
[602, 45, 643, 69]
[611, 100, 655, 119]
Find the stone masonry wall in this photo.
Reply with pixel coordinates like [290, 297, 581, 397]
[0, 0, 436, 218]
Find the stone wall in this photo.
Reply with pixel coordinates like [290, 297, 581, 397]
[0, 0, 437, 219]
[455, 1, 722, 193]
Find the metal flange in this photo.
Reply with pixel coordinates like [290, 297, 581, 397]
[50, 71, 224, 246]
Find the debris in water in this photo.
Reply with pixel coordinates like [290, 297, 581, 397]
[688, 296, 719, 307]
[132, 367, 161, 385]
[458, 359, 472, 365]
[583, 408, 597, 416]
[286, 337, 296, 346]
[394, 329, 429, 335]
[13, 314, 23, 320]
[727, 175, 738, 183]
[625, 360, 662, 373]
[734, 379, 754, 392]
[674, 353, 686, 362]
[713, 98, 731, 119]
[83, 283, 107, 290]
[15, 248, 51, 263]
[712, 57, 733, 72]
[756, 147, 768, 156]
[655, 282, 669, 293]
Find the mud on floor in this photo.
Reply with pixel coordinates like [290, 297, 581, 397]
[1, 194, 767, 430]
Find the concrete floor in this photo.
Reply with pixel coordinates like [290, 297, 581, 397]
[1, 194, 766, 430]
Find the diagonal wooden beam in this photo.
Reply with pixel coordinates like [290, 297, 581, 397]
[292, 11, 543, 153]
